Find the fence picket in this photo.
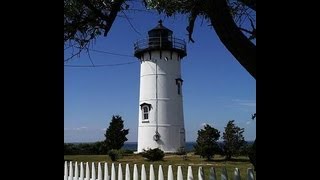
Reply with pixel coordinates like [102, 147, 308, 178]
[125, 164, 130, 180]
[198, 166, 204, 180]
[149, 164, 155, 180]
[64, 161, 255, 180]
[79, 162, 84, 180]
[74, 162, 78, 180]
[118, 163, 123, 180]
[209, 167, 217, 180]
[187, 166, 193, 180]
[98, 162, 102, 180]
[69, 161, 73, 180]
[158, 165, 164, 180]
[85, 162, 90, 180]
[234, 168, 241, 180]
[111, 163, 116, 180]
[177, 166, 183, 180]
[167, 165, 173, 180]
[247, 168, 255, 180]
[221, 167, 228, 180]
[65, 161, 68, 180]
[133, 164, 138, 180]
[141, 164, 146, 180]
[104, 163, 109, 180]
[92, 162, 96, 180]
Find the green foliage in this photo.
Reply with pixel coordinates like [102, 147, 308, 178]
[248, 139, 256, 171]
[141, 148, 165, 161]
[64, 141, 106, 155]
[222, 120, 246, 160]
[108, 149, 122, 161]
[194, 124, 221, 161]
[176, 147, 186, 155]
[104, 115, 129, 152]
[119, 149, 134, 155]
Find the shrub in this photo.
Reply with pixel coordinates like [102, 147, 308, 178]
[176, 147, 186, 155]
[141, 148, 164, 161]
[108, 149, 122, 161]
[248, 140, 256, 171]
[120, 149, 134, 155]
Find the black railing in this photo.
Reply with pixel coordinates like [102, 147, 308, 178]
[134, 36, 186, 54]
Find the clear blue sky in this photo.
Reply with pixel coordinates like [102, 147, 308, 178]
[64, 3, 256, 143]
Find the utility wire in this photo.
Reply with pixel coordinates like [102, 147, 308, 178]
[88, 49, 135, 57]
[64, 61, 138, 67]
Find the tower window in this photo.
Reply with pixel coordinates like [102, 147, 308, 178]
[143, 106, 149, 120]
[176, 78, 183, 95]
[140, 103, 152, 121]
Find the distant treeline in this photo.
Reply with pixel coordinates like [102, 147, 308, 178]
[64, 141, 253, 156]
[64, 141, 106, 155]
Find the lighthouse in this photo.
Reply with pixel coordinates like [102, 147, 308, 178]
[134, 20, 187, 153]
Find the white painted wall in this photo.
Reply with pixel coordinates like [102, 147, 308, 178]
[137, 50, 185, 153]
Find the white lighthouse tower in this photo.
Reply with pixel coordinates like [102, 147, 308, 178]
[134, 20, 187, 153]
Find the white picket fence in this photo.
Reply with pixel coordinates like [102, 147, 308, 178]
[64, 161, 255, 180]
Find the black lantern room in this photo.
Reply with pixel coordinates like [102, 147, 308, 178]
[134, 20, 186, 59]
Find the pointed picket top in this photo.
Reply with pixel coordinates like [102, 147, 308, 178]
[118, 163, 123, 180]
[79, 162, 84, 180]
[234, 168, 240, 180]
[104, 163, 109, 180]
[111, 163, 116, 180]
[209, 167, 217, 180]
[141, 164, 147, 180]
[221, 167, 228, 180]
[198, 166, 204, 180]
[91, 162, 96, 180]
[68, 161, 73, 180]
[133, 164, 139, 180]
[158, 165, 164, 180]
[74, 161, 79, 180]
[149, 164, 155, 180]
[187, 166, 193, 180]
[125, 164, 130, 180]
[247, 168, 255, 180]
[167, 165, 174, 180]
[85, 162, 90, 180]
[177, 166, 183, 180]
[98, 162, 103, 180]
[64, 161, 68, 180]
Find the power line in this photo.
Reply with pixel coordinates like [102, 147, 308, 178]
[64, 61, 138, 68]
[88, 49, 135, 57]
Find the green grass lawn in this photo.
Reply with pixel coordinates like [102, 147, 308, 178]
[64, 153, 255, 179]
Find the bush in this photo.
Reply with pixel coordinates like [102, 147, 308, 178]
[108, 149, 122, 161]
[141, 148, 164, 161]
[120, 149, 134, 155]
[248, 140, 256, 171]
[176, 147, 186, 155]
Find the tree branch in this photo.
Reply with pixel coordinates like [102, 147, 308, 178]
[207, 0, 256, 79]
[238, 0, 256, 11]
[104, 0, 125, 36]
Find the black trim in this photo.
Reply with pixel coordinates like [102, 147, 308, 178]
[140, 103, 152, 110]
[176, 78, 184, 85]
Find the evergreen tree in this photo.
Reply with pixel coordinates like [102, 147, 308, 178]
[222, 120, 246, 160]
[194, 124, 220, 161]
[104, 115, 129, 152]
